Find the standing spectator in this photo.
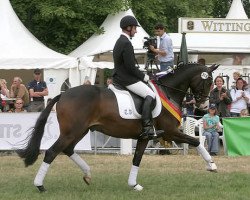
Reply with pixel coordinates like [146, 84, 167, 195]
[209, 76, 232, 118]
[27, 68, 48, 112]
[231, 71, 248, 90]
[9, 98, 27, 113]
[203, 103, 220, 156]
[230, 78, 250, 117]
[149, 23, 174, 72]
[183, 93, 195, 116]
[9, 77, 30, 109]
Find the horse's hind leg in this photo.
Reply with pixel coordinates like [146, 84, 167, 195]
[63, 137, 91, 185]
[128, 139, 149, 191]
[171, 131, 217, 172]
[34, 135, 75, 192]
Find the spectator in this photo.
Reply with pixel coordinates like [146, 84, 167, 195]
[198, 58, 206, 66]
[9, 77, 30, 109]
[83, 80, 91, 85]
[209, 76, 232, 118]
[149, 23, 174, 72]
[231, 71, 248, 89]
[0, 79, 9, 112]
[27, 68, 48, 112]
[203, 103, 220, 156]
[0, 79, 10, 98]
[106, 77, 113, 86]
[183, 93, 195, 116]
[194, 82, 214, 119]
[9, 98, 27, 113]
[230, 78, 250, 117]
[240, 109, 249, 117]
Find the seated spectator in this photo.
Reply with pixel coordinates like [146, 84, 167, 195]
[0, 79, 10, 98]
[230, 78, 250, 117]
[83, 80, 91, 85]
[8, 98, 27, 113]
[0, 79, 9, 112]
[240, 109, 249, 117]
[203, 103, 220, 156]
[9, 77, 30, 109]
[106, 77, 113, 86]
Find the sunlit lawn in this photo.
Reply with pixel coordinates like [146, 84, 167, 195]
[0, 153, 250, 200]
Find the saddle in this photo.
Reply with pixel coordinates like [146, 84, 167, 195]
[108, 81, 162, 119]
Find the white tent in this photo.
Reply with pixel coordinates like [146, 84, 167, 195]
[0, 0, 79, 97]
[171, 0, 250, 87]
[69, 9, 149, 84]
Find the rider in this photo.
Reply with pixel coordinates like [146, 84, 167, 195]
[112, 15, 164, 139]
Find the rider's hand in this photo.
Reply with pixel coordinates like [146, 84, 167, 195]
[144, 74, 150, 82]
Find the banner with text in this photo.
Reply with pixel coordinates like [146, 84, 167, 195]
[0, 113, 91, 150]
[223, 117, 250, 156]
[178, 18, 250, 33]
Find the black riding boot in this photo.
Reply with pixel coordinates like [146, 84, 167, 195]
[139, 96, 164, 140]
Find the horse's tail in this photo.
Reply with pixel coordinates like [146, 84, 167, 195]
[16, 94, 61, 167]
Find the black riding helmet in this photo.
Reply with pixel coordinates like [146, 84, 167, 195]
[120, 15, 140, 29]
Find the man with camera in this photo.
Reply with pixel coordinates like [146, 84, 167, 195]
[112, 15, 163, 140]
[149, 23, 174, 72]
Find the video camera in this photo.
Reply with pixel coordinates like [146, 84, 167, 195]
[143, 37, 157, 50]
[143, 37, 157, 60]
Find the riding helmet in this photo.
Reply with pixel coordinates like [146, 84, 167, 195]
[120, 15, 140, 29]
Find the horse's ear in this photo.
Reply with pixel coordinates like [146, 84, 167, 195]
[209, 64, 220, 72]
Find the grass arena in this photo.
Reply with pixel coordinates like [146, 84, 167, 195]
[1, 153, 250, 200]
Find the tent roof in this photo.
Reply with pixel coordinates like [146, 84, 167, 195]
[0, 0, 77, 69]
[226, 0, 248, 19]
[69, 9, 149, 57]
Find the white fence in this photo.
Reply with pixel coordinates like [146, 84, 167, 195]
[0, 112, 91, 150]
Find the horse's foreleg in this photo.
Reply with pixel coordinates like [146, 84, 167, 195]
[128, 139, 149, 191]
[171, 132, 217, 172]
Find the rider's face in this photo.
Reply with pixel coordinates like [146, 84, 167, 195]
[130, 26, 137, 37]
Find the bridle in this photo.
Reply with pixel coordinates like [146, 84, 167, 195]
[154, 70, 213, 101]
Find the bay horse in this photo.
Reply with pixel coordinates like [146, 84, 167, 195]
[16, 63, 218, 192]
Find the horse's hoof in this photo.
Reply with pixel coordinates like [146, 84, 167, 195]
[133, 184, 143, 191]
[36, 185, 47, 193]
[83, 175, 91, 185]
[206, 162, 218, 172]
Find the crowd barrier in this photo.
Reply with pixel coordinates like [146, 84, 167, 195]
[223, 117, 250, 156]
[0, 112, 91, 150]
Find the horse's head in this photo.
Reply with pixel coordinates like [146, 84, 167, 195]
[189, 64, 219, 107]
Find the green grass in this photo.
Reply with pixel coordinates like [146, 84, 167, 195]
[0, 154, 250, 200]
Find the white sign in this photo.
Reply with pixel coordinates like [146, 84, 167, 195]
[0, 112, 91, 150]
[178, 18, 250, 33]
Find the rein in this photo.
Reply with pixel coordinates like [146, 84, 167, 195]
[154, 78, 211, 101]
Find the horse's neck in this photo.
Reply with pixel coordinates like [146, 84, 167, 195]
[159, 69, 192, 106]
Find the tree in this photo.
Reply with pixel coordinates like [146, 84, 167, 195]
[11, 0, 128, 54]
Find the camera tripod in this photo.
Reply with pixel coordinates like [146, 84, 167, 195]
[144, 54, 160, 76]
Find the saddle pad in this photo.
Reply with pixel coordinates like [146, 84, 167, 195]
[108, 81, 162, 119]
